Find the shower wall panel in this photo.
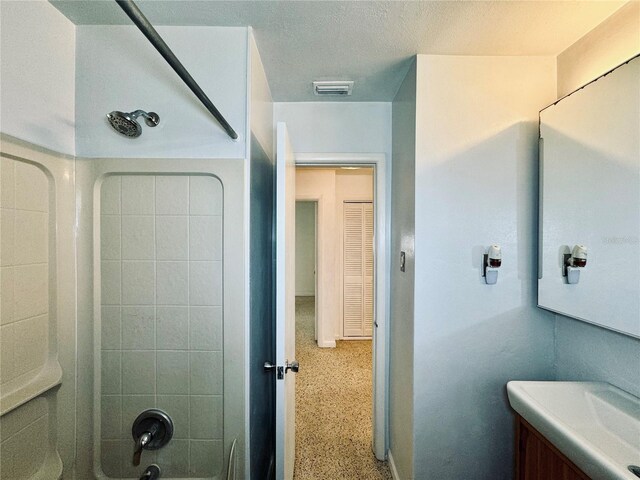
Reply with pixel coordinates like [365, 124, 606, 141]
[98, 174, 225, 478]
[0, 136, 77, 480]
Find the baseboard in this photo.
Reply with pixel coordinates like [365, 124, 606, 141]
[388, 450, 400, 480]
[295, 292, 315, 297]
[317, 339, 336, 348]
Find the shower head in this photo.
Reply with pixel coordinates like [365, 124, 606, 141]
[106, 110, 160, 138]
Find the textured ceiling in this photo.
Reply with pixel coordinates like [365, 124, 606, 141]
[50, 1, 626, 101]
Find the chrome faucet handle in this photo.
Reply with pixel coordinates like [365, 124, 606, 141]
[131, 409, 174, 466]
[133, 432, 152, 466]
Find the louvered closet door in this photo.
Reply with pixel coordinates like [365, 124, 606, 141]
[343, 202, 374, 337]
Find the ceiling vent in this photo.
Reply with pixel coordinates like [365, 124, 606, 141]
[313, 81, 354, 96]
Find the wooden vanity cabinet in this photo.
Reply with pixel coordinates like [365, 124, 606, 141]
[515, 415, 591, 480]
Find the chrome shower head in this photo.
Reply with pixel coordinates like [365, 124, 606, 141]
[106, 110, 160, 138]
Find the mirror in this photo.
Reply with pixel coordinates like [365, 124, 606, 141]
[538, 55, 639, 338]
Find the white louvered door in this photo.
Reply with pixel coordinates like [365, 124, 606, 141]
[343, 202, 374, 337]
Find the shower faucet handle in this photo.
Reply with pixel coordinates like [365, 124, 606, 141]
[131, 409, 174, 466]
[133, 432, 152, 466]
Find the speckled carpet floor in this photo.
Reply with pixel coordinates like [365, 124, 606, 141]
[294, 296, 393, 480]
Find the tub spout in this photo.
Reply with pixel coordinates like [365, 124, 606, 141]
[139, 464, 161, 480]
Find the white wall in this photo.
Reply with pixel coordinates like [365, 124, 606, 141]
[557, 1, 640, 97]
[295, 169, 374, 336]
[295, 202, 316, 296]
[76, 26, 248, 158]
[412, 55, 557, 479]
[0, 0, 76, 155]
[388, 59, 416, 480]
[273, 102, 391, 155]
[553, 1, 640, 398]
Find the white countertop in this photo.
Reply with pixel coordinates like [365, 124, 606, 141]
[507, 381, 640, 480]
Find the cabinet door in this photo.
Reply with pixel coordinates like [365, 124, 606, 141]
[516, 416, 590, 480]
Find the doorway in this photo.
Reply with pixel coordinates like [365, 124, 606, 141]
[293, 165, 389, 479]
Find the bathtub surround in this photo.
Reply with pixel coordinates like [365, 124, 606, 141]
[0, 136, 77, 480]
[98, 174, 225, 478]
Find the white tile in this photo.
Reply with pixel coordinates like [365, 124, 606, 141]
[14, 210, 47, 265]
[1, 208, 15, 266]
[121, 306, 155, 350]
[157, 351, 189, 394]
[101, 351, 121, 395]
[14, 314, 48, 376]
[156, 261, 188, 305]
[189, 216, 222, 261]
[156, 306, 188, 350]
[156, 216, 188, 260]
[156, 395, 189, 439]
[156, 176, 189, 215]
[121, 261, 155, 305]
[190, 351, 223, 395]
[101, 440, 122, 478]
[101, 176, 121, 215]
[101, 395, 122, 439]
[15, 161, 48, 212]
[122, 351, 155, 394]
[122, 176, 154, 214]
[190, 396, 223, 439]
[1, 267, 15, 325]
[189, 440, 223, 477]
[100, 215, 121, 260]
[121, 395, 155, 440]
[189, 261, 222, 306]
[14, 264, 48, 320]
[121, 216, 155, 260]
[0, 323, 16, 384]
[101, 261, 121, 305]
[189, 176, 222, 215]
[156, 439, 189, 476]
[101, 306, 121, 350]
[190, 306, 222, 351]
[1, 158, 15, 208]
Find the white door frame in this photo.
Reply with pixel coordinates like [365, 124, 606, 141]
[295, 153, 388, 460]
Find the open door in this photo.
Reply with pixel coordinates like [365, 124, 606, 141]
[274, 122, 297, 479]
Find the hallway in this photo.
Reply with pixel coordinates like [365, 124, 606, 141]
[293, 296, 392, 480]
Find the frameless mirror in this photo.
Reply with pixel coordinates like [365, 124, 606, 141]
[538, 55, 639, 338]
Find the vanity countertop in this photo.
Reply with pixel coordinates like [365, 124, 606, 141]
[507, 381, 640, 480]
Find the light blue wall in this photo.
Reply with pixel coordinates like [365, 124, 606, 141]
[411, 55, 557, 479]
[555, 316, 640, 397]
[389, 59, 416, 479]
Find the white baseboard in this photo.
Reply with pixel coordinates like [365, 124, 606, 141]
[295, 292, 315, 297]
[388, 450, 400, 480]
[317, 339, 336, 348]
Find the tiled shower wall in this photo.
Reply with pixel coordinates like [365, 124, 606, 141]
[0, 158, 52, 479]
[99, 174, 224, 478]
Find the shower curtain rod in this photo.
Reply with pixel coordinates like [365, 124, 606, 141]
[115, 0, 239, 140]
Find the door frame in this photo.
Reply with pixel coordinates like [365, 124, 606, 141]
[295, 153, 388, 460]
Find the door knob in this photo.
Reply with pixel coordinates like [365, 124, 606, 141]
[285, 360, 299, 374]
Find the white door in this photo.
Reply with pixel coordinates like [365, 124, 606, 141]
[275, 122, 297, 480]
